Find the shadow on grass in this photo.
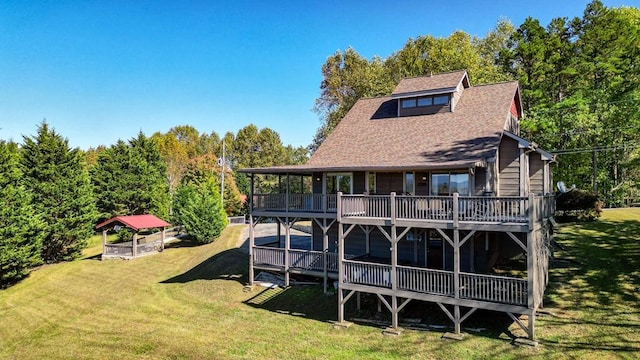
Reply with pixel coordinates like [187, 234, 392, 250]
[160, 247, 248, 285]
[547, 218, 640, 308]
[540, 216, 640, 354]
[243, 284, 520, 342]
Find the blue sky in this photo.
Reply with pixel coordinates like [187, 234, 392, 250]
[0, 0, 634, 150]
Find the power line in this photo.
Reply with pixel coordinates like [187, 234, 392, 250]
[552, 142, 640, 155]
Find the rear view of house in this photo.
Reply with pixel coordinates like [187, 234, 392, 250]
[241, 70, 555, 341]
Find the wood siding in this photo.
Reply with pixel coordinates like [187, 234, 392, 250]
[529, 153, 544, 195]
[498, 136, 520, 196]
[353, 171, 366, 194]
[375, 172, 404, 194]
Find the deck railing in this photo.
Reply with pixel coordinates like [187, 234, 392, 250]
[253, 246, 285, 267]
[459, 272, 528, 306]
[253, 193, 337, 213]
[289, 249, 325, 271]
[253, 247, 528, 306]
[340, 193, 554, 225]
[251, 192, 554, 225]
[397, 265, 454, 296]
[343, 260, 392, 288]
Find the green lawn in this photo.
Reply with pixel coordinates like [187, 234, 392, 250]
[1, 210, 639, 359]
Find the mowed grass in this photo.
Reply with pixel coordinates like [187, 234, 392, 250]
[0, 210, 639, 359]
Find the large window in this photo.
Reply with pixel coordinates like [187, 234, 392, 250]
[405, 172, 414, 195]
[431, 172, 469, 195]
[326, 173, 352, 194]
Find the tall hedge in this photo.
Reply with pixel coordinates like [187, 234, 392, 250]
[0, 141, 45, 286]
[20, 122, 97, 263]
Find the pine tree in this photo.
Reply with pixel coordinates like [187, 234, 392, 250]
[20, 122, 97, 263]
[0, 141, 45, 286]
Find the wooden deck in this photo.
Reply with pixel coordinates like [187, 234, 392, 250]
[251, 192, 555, 230]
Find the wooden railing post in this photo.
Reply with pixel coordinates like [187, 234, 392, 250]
[452, 193, 459, 228]
[528, 193, 535, 230]
[249, 214, 255, 285]
[390, 192, 396, 225]
[337, 192, 343, 222]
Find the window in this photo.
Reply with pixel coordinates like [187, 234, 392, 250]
[326, 173, 352, 194]
[431, 172, 469, 195]
[405, 172, 414, 195]
[401, 99, 416, 108]
[433, 95, 449, 105]
[417, 97, 433, 106]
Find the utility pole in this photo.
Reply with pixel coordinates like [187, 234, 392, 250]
[220, 141, 225, 208]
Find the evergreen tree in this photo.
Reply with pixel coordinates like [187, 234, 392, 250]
[173, 176, 227, 244]
[20, 122, 97, 263]
[91, 132, 170, 221]
[0, 141, 45, 286]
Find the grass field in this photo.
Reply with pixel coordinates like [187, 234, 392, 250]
[1, 210, 639, 359]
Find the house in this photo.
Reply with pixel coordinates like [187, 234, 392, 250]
[240, 70, 555, 341]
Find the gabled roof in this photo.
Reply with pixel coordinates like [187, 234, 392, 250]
[241, 79, 522, 175]
[96, 214, 170, 231]
[391, 70, 469, 98]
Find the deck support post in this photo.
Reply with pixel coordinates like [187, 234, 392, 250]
[323, 219, 329, 293]
[454, 305, 461, 334]
[161, 227, 165, 251]
[528, 309, 535, 340]
[337, 213, 346, 324]
[248, 175, 255, 285]
[284, 217, 291, 287]
[248, 215, 254, 285]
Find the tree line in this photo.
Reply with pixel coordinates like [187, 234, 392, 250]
[1, 122, 307, 287]
[312, 0, 640, 206]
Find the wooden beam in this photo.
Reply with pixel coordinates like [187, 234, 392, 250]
[376, 225, 392, 242]
[436, 228, 453, 247]
[343, 224, 357, 238]
[437, 303, 455, 323]
[507, 232, 528, 254]
[459, 230, 477, 248]
[507, 312, 529, 335]
[460, 307, 477, 323]
[341, 289, 356, 305]
[397, 227, 413, 243]
[376, 294, 392, 313]
[397, 297, 412, 313]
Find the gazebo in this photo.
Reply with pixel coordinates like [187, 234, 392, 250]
[95, 214, 171, 260]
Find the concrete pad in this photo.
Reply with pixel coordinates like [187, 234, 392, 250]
[382, 327, 404, 336]
[513, 337, 538, 347]
[442, 332, 464, 341]
[332, 321, 353, 329]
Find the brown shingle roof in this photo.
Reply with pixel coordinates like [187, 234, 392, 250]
[241, 80, 519, 174]
[304, 81, 518, 170]
[392, 70, 468, 96]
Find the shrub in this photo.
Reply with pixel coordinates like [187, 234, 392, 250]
[173, 177, 227, 244]
[556, 189, 602, 222]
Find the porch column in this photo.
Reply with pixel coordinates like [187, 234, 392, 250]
[323, 219, 329, 293]
[249, 174, 255, 285]
[390, 192, 399, 329]
[284, 217, 291, 287]
[337, 219, 345, 323]
[527, 230, 537, 340]
[249, 214, 255, 285]
[453, 193, 461, 334]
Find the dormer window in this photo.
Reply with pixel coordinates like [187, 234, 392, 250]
[401, 99, 417, 108]
[433, 95, 449, 105]
[417, 97, 432, 106]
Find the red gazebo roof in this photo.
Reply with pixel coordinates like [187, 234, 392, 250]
[95, 214, 170, 232]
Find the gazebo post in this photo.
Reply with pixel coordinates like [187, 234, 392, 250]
[161, 227, 166, 251]
[132, 232, 138, 258]
[102, 229, 107, 260]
